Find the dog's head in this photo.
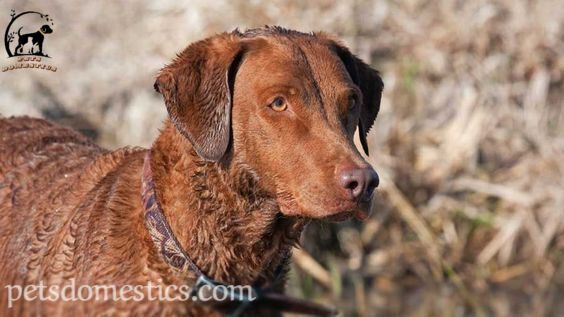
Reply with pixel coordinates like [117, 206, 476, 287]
[155, 26, 383, 221]
[40, 25, 53, 34]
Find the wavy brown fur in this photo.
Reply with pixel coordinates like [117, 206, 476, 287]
[0, 117, 301, 316]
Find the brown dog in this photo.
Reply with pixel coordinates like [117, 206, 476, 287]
[0, 26, 382, 316]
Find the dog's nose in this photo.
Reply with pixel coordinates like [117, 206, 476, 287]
[337, 166, 379, 201]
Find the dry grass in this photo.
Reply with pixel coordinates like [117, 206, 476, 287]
[0, 0, 562, 316]
[290, 1, 564, 316]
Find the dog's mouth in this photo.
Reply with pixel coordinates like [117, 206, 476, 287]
[324, 211, 354, 222]
[323, 204, 371, 222]
[276, 191, 372, 222]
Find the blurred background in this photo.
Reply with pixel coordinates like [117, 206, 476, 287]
[1, 0, 563, 316]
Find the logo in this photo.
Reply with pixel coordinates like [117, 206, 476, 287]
[2, 9, 57, 72]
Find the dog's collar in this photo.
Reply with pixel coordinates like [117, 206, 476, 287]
[141, 151, 337, 317]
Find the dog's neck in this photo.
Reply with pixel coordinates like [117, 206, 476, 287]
[149, 121, 306, 286]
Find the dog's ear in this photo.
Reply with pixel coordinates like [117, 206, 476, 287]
[154, 33, 244, 161]
[328, 40, 383, 156]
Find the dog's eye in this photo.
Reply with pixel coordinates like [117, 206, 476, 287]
[348, 94, 359, 111]
[269, 97, 287, 112]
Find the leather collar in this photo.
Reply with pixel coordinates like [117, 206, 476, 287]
[141, 151, 337, 316]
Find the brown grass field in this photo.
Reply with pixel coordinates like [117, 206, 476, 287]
[0, 0, 562, 316]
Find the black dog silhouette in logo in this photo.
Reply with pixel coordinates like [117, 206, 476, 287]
[15, 24, 53, 56]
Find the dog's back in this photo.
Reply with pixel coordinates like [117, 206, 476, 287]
[0, 117, 148, 315]
[0, 116, 99, 172]
[0, 117, 103, 215]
